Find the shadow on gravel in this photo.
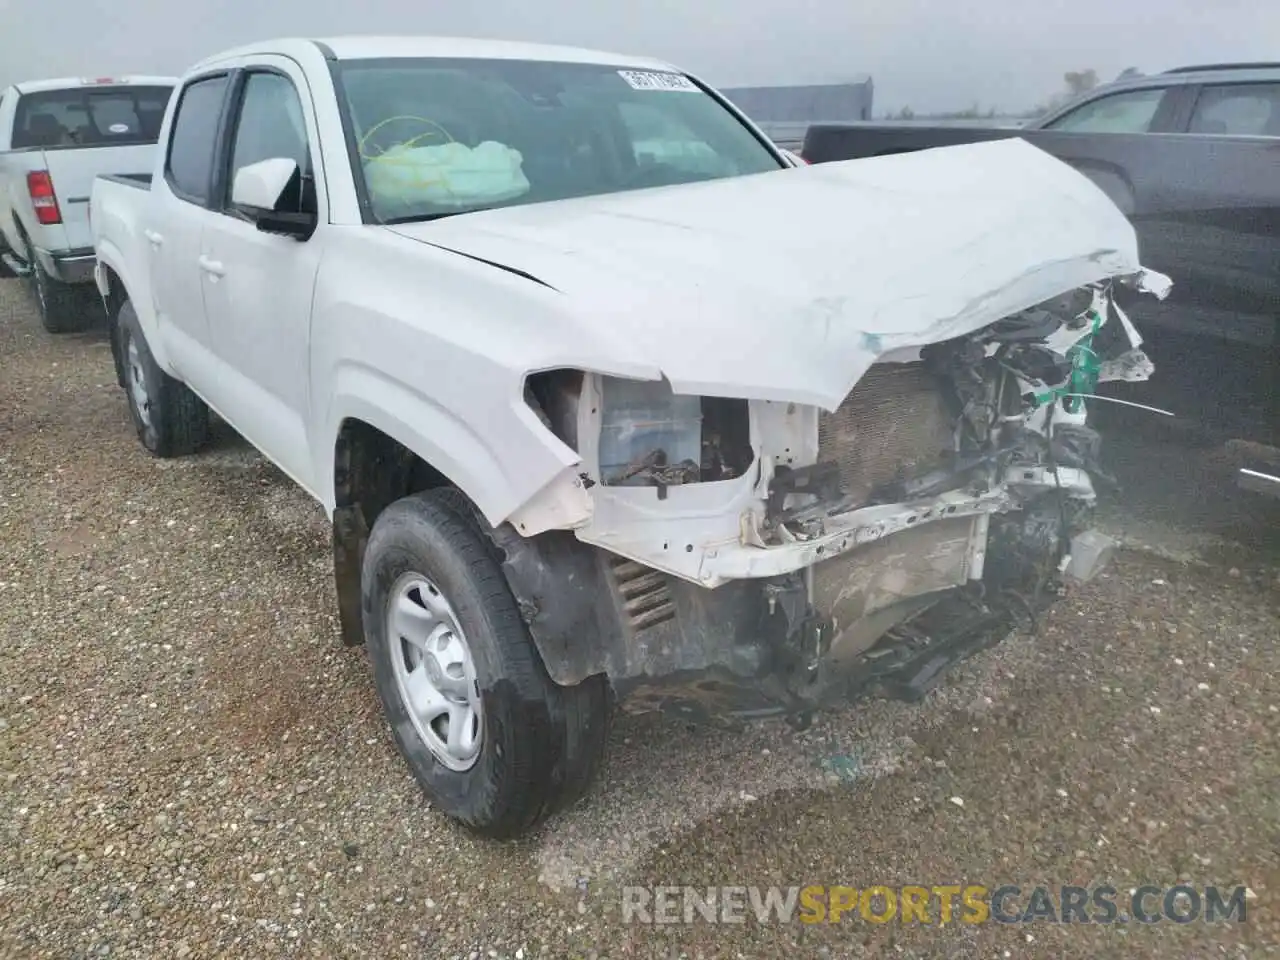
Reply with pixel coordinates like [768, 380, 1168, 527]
[605, 552, 1280, 960]
[1100, 430, 1280, 562]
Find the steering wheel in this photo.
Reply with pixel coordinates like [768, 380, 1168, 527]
[358, 114, 470, 160]
[621, 162, 685, 190]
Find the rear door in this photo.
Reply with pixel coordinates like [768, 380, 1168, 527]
[1169, 80, 1280, 348]
[11, 83, 173, 251]
[146, 72, 233, 375]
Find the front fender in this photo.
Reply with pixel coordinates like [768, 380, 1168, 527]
[321, 362, 574, 525]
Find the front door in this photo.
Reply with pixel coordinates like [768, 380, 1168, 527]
[198, 60, 326, 492]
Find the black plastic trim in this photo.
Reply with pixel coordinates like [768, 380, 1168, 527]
[324, 59, 376, 224]
[400, 237, 558, 290]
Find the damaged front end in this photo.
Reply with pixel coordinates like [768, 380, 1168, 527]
[498, 271, 1168, 723]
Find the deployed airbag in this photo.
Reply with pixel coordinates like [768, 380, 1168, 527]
[364, 141, 531, 208]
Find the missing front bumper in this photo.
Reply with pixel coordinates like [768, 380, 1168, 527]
[493, 493, 1096, 723]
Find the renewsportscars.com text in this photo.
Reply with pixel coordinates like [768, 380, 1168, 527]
[621, 884, 1249, 925]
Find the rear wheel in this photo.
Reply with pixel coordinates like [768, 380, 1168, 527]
[32, 257, 93, 333]
[116, 300, 210, 456]
[362, 489, 610, 838]
[15, 230, 93, 334]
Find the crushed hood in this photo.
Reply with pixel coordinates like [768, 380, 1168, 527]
[388, 138, 1144, 411]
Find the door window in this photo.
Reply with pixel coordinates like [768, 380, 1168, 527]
[1188, 83, 1280, 136]
[225, 72, 315, 215]
[1044, 88, 1167, 133]
[166, 75, 230, 204]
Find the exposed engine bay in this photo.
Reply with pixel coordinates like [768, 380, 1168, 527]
[500, 271, 1168, 722]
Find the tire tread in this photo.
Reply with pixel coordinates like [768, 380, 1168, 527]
[36, 271, 93, 334]
[116, 300, 210, 457]
[364, 489, 609, 838]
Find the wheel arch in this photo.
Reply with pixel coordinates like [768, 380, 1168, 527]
[95, 239, 174, 372]
[329, 413, 459, 647]
[322, 373, 590, 651]
[97, 261, 130, 387]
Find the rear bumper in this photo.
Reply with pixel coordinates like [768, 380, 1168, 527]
[34, 247, 96, 284]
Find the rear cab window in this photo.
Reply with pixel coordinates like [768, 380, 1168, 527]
[164, 74, 231, 204]
[12, 84, 173, 149]
[1188, 82, 1280, 136]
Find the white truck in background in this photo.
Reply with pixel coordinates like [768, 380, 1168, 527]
[91, 36, 1171, 839]
[0, 75, 175, 331]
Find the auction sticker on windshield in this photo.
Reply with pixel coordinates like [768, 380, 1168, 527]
[618, 70, 698, 92]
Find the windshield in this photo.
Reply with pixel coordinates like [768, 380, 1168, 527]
[334, 58, 784, 223]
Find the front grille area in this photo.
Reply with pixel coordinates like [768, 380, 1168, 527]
[817, 362, 954, 502]
[609, 556, 676, 631]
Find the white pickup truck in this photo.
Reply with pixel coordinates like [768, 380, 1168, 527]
[0, 75, 174, 331]
[91, 35, 1171, 837]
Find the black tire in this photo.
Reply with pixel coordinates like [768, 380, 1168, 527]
[116, 300, 210, 457]
[14, 230, 93, 334]
[362, 489, 610, 838]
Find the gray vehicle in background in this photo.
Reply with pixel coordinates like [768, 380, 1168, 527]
[800, 63, 1280, 496]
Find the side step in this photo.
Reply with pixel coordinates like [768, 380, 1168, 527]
[1239, 468, 1280, 499]
[1, 253, 31, 278]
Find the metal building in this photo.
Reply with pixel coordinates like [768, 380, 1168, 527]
[720, 78, 875, 147]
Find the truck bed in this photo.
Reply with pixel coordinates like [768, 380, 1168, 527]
[801, 122, 1019, 161]
[98, 172, 153, 189]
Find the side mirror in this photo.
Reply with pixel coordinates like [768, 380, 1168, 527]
[231, 157, 316, 240]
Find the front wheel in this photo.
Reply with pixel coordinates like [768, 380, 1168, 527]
[362, 489, 610, 838]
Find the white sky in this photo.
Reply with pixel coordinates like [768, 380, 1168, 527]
[1, 0, 1276, 113]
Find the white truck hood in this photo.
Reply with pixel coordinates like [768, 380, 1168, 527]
[388, 138, 1143, 412]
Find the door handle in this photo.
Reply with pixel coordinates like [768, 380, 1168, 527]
[143, 229, 163, 248]
[197, 255, 225, 277]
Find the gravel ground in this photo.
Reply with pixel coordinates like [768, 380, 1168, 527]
[1, 277, 1278, 959]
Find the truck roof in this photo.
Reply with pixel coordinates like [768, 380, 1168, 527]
[13, 76, 177, 94]
[1082, 63, 1280, 98]
[1164, 61, 1280, 75]
[192, 35, 679, 73]
[1031, 62, 1280, 128]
